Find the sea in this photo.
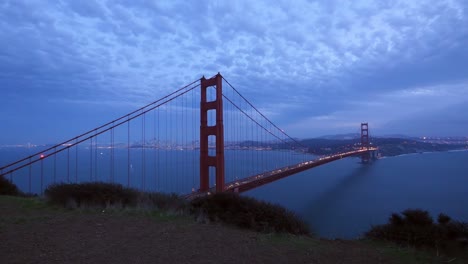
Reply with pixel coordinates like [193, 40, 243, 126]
[1, 147, 467, 239]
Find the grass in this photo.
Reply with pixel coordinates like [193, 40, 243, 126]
[259, 232, 450, 263]
[259, 232, 322, 250]
[2, 195, 466, 263]
[0, 194, 190, 226]
[2, 195, 62, 211]
[0, 195, 61, 232]
[6, 178, 468, 261]
[363, 239, 446, 264]
[100, 206, 192, 223]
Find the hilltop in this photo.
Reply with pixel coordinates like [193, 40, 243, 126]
[223, 135, 468, 157]
[299, 136, 467, 157]
[1, 195, 464, 264]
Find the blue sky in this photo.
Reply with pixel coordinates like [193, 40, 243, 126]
[1, 0, 467, 144]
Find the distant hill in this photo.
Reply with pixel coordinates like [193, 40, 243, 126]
[375, 134, 418, 140]
[317, 133, 360, 140]
[299, 137, 466, 157]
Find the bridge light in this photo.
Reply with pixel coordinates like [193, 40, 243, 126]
[40, 154, 45, 159]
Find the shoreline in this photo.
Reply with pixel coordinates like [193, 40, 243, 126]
[379, 148, 468, 159]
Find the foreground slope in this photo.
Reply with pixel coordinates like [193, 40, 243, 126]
[0, 196, 458, 264]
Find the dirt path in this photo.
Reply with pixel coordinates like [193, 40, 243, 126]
[0, 196, 446, 264]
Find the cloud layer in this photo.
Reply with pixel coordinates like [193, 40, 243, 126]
[0, 0, 467, 143]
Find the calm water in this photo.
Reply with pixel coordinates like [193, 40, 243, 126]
[1, 148, 467, 239]
[246, 150, 468, 238]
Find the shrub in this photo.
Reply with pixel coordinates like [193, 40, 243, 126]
[0, 174, 22, 196]
[365, 209, 468, 255]
[45, 182, 138, 208]
[138, 192, 188, 213]
[438, 213, 451, 225]
[401, 209, 433, 226]
[190, 192, 309, 235]
[389, 213, 404, 226]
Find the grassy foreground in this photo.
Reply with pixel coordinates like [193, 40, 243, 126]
[1, 179, 467, 263]
[1, 195, 465, 264]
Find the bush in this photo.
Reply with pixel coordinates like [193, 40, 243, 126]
[365, 209, 468, 255]
[0, 174, 22, 196]
[44, 182, 189, 213]
[438, 213, 451, 225]
[45, 182, 139, 208]
[401, 209, 433, 226]
[190, 192, 309, 235]
[138, 192, 188, 213]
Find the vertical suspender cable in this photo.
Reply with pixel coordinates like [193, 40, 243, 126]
[153, 108, 156, 191]
[175, 97, 179, 193]
[54, 147, 57, 183]
[75, 139, 78, 183]
[156, 108, 159, 191]
[165, 104, 168, 192]
[28, 158, 31, 193]
[90, 137, 93, 181]
[142, 113, 146, 191]
[192, 88, 195, 191]
[67, 147, 70, 182]
[110, 124, 114, 183]
[40, 159, 43, 195]
[95, 132, 98, 181]
[127, 120, 130, 187]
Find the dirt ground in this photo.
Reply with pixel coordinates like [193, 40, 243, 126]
[0, 196, 453, 264]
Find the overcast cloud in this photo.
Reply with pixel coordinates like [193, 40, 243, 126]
[0, 0, 467, 143]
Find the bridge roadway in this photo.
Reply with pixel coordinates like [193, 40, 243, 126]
[186, 147, 378, 199]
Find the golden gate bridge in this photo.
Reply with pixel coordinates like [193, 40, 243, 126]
[0, 73, 377, 196]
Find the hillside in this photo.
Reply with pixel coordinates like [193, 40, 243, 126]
[234, 136, 467, 157]
[0, 196, 459, 264]
[300, 137, 466, 157]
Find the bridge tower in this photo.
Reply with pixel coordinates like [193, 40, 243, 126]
[361, 123, 371, 163]
[200, 73, 225, 193]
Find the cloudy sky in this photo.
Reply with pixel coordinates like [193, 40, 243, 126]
[1, 0, 467, 144]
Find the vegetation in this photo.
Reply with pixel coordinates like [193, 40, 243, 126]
[365, 209, 468, 256]
[44, 182, 309, 235]
[44, 182, 188, 213]
[190, 192, 310, 235]
[137, 191, 187, 213]
[45, 182, 139, 208]
[3, 179, 468, 262]
[0, 174, 22, 196]
[4, 196, 456, 264]
[15, 179, 468, 250]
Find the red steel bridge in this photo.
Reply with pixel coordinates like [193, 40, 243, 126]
[0, 73, 377, 196]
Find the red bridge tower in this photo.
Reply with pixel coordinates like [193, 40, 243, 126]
[200, 73, 225, 193]
[361, 123, 371, 163]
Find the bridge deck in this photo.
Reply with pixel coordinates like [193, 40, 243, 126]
[186, 148, 377, 199]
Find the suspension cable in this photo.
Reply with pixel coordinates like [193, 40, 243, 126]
[222, 76, 307, 149]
